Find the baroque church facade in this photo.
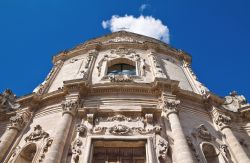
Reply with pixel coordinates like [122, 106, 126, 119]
[0, 31, 249, 163]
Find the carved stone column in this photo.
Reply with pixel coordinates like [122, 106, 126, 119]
[215, 113, 249, 163]
[44, 99, 79, 163]
[0, 112, 30, 161]
[161, 93, 194, 163]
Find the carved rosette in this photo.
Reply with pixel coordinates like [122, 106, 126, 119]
[161, 99, 180, 117]
[62, 100, 79, 116]
[215, 113, 231, 130]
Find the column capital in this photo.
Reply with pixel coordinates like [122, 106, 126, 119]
[9, 111, 30, 131]
[214, 113, 231, 130]
[161, 94, 180, 117]
[62, 100, 79, 116]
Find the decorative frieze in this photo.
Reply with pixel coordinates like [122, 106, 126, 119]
[108, 74, 133, 82]
[38, 138, 53, 162]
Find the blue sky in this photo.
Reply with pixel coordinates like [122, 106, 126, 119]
[0, 0, 249, 100]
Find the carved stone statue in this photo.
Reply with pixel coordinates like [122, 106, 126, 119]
[25, 125, 49, 142]
[223, 91, 250, 112]
[192, 124, 213, 141]
[0, 89, 20, 112]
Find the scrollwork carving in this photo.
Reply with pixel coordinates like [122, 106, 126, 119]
[38, 138, 53, 162]
[9, 113, 27, 131]
[109, 124, 130, 135]
[25, 125, 49, 142]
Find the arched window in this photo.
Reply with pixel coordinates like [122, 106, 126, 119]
[107, 63, 136, 75]
[202, 143, 219, 163]
[14, 143, 37, 163]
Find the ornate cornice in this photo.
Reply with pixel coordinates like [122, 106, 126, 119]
[52, 31, 191, 64]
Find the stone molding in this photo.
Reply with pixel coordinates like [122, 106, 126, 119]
[161, 93, 180, 117]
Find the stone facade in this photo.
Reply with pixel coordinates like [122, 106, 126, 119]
[0, 31, 249, 163]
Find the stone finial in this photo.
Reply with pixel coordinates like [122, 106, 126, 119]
[0, 89, 20, 112]
[215, 113, 231, 130]
[62, 100, 79, 116]
[223, 91, 250, 112]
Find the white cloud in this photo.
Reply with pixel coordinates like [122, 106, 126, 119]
[139, 4, 148, 13]
[102, 15, 170, 43]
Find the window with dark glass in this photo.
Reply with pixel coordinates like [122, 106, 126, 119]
[107, 63, 136, 75]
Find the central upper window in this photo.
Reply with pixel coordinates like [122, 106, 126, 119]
[107, 63, 136, 76]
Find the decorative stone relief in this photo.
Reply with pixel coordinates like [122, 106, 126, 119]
[106, 114, 132, 121]
[215, 113, 231, 130]
[186, 136, 201, 162]
[76, 123, 86, 137]
[25, 125, 49, 142]
[109, 124, 131, 135]
[148, 52, 166, 78]
[87, 114, 94, 124]
[62, 100, 79, 116]
[223, 91, 250, 112]
[0, 89, 20, 112]
[157, 137, 168, 161]
[91, 114, 161, 136]
[192, 124, 214, 141]
[108, 74, 133, 82]
[71, 139, 82, 163]
[38, 138, 53, 162]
